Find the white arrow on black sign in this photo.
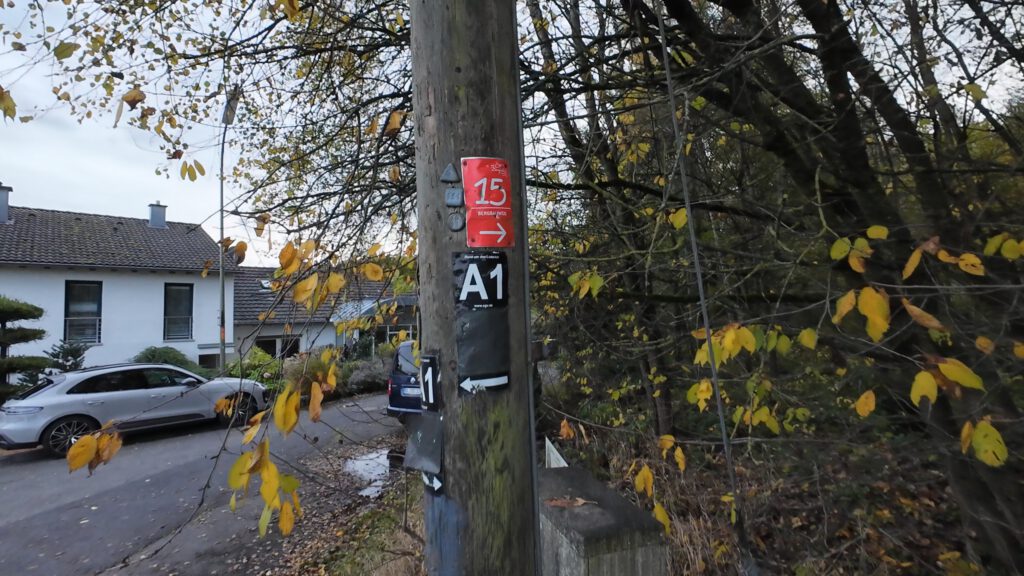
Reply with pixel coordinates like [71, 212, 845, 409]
[421, 472, 443, 492]
[459, 374, 509, 393]
[478, 222, 507, 243]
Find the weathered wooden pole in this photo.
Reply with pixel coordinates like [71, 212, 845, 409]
[409, 0, 538, 574]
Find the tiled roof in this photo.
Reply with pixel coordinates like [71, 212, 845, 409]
[0, 206, 233, 272]
[233, 267, 414, 325]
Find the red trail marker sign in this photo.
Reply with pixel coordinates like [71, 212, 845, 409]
[461, 157, 515, 248]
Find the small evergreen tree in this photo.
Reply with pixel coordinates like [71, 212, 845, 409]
[46, 339, 89, 372]
[0, 295, 49, 385]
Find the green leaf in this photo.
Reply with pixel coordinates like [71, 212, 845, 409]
[964, 83, 986, 102]
[588, 273, 605, 298]
[53, 41, 80, 61]
[829, 237, 852, 260]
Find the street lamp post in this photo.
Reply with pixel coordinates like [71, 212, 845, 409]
[218, 85, 242, 370]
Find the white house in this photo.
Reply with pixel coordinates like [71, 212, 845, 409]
[0, 185, 234, 373]
[233, 266, 336, 358]
[232, 267, 418, 359]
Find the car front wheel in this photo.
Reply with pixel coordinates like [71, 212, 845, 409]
[218, 393, 257, 427]
[42, 416, 99, 457]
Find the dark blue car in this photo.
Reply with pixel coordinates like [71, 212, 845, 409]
[386, 341, 421, 420]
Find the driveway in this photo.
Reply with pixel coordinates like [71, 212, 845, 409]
[0, 394, 398, 575]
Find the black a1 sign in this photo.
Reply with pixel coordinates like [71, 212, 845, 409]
[452, 251, 508, 312]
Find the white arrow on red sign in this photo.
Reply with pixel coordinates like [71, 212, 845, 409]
[478, 222, 507, 243]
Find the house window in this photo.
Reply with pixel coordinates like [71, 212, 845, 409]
[65, 281, 102, 344]
[164, 283, 193, 341]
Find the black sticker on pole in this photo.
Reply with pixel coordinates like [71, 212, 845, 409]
[453, 251, 508, 312]
[419, 354, 441, 411]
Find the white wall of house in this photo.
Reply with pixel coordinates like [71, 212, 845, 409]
[234, 321, 336, 358]
[0, 266, 234, 368]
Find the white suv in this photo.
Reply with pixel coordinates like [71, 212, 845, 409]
[0, 363, 269, 455]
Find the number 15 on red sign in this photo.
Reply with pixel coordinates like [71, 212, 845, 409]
[461, 157, 516, 248]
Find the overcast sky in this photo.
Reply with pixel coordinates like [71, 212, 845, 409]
[1, 25, 262, 262]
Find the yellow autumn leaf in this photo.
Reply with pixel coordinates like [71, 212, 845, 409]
[657, 434, 675, 458]
[326, 364, 337, 390]
[388, 165, 401, 183]
[0, 85, 16, 120]
[179, 161, 189, 180]
[829, 237, 852, 260]
[634, 464, 654, 499]
[248, 438, 269, 473]
[971, 420, 1008, 467]
[309, 383, 323, 423]
[278, 242, 297, 269]
[258, 504, 272, 537]
[775, 334, 792, 355]
[900, 298, 946, 332]
[653, 502, 671, 535]
[668, 208, 687, 230]
[233, 241, 248, 264]
[983, 233, 1009, 256]
[960, 421, 974, 454]
[299, 239, 317, 259]
[673, 446, 686, 473]
[902, 248, 923, 280]
[937, 357, 984, 390]
[797, 328, 817, 350]
[273, 388, 292, 434]
[260, 460, 281, 509]
[848, 253, 867, 273]
[854, 390, 875, 418]
[279, 501, 296, 536]
[866, 225, 889, 240]
[99, 432, 122, 464]
[228, 452, 251, 491]
[937, 249, 959, 264]
[910, 371, 937, 407]
[559, 418, 575, 440]
[1000, 239, 1020, 261]
[194, 160, 206, 176]
[1014, 340, 1024, 359]
[326, 272, 345, 294]
[382, 110, 405, 137]
[242, 421, 260, 445]
[67, 435, 98, 473]
[975, 336, 995, 356]
[832, 290, 857, 324]
[292, 274, 318, 304]
[368, 243, 382, 257]
[284, 390, 300, 434]
[857, 286, 890, 342]
[363, 262, 384, 281]
[958, 253, 984, 276]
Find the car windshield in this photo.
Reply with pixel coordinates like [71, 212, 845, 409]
[11, 375, 66, 400]
[396, 344, 418, 376]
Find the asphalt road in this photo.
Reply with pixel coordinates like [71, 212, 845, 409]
[0, 394, 397, 576]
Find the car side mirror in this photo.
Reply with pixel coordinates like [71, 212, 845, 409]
[181, 378, 200, 387]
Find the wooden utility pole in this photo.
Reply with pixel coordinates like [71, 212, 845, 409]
[409, 0, 538, 574]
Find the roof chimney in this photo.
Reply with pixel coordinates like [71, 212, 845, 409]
[0, 182, 11, 224]
[148, 201, 167, 228]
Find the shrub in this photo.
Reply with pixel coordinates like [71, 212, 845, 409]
[132, 346, 211, 377]
[282, 354, 346, 399]
[347, 360, 387, 394]
[229, 346, 283, 385]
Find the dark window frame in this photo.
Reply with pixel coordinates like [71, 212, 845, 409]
[64, 280, 103, 344]
[163, 283, 194, 341]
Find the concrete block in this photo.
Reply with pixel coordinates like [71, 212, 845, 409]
[539, 467, 667, 576]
